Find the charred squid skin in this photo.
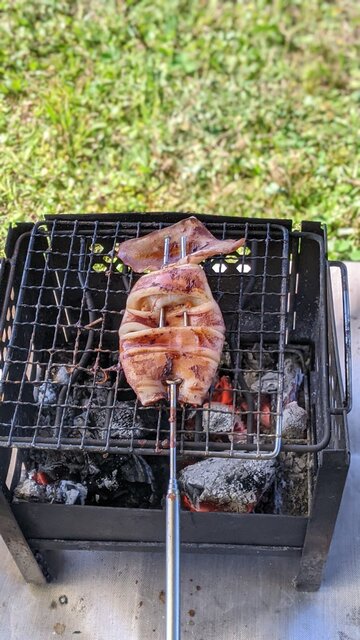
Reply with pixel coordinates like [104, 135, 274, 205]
[120, 324, 225, 408]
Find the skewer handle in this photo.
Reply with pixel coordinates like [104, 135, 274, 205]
[166, 487, 180, 640]
[166, 378, 182, 640]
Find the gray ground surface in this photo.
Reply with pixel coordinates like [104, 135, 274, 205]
[0, 263, 359, 640]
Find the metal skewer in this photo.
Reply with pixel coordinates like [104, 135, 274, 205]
[159, 236, 171, 329]
[160, 234, 188, 640]
[180, 236, 188, 327]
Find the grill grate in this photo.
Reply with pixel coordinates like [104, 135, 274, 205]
[0, 217, 316, 456]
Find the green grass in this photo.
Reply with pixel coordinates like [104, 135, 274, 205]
[0, 0, 359, 258]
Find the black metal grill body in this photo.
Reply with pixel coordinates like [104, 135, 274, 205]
[0, 213, 350, 592]
[0, 214, 329, 456]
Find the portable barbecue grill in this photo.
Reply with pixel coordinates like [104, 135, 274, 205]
[0, 212, 351, 600]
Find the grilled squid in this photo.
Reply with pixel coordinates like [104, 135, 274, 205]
[118, 217, 245, 406]
[119, 263, 225, 405]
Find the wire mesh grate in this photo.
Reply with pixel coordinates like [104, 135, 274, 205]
[0, 217, 313, 457]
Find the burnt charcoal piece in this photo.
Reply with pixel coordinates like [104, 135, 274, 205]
[90, 401, 145, 440]
[250, 371, 278, 394]
[23, 449, 88, 482]
[219, 341, 232, 369]
[283, 356, 304, 405]
[33, 366, 72, 405]
[19, 450, 161, 509]
[202, 403, 237, 433]
[242, 344, 276, 388]
[13, 471, 87, 505]
[13, 472, 47, 503]
[76, 381, 112, 409]
[85, 454, 159, 508]
[201, 402, 247, 444]
[282, 401, 307, 439]
[65, 400, 147, 442]
[35, 382, 58, 405]
[179, 457, 275, 513]
[242, 349, 304, 406]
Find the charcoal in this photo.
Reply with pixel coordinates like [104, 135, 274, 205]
[219, 341, 232, 369]
[179, 458, 275, 513]
[35, 381, 58, 405]
[202, 403, 236, 433]
[13, 470, 87, 505]
[55, 481, 88, 505]
[34, 365, 72, 405]
[274, 452, 309, 516]
[16, 450, 160, 508]
[283, 356, 304, 404]
[13, 472, 46, 502]
[121, 454, 155, 485]
[52, 365, 71, 386]
[242, 344, 275, 388]
[63, 400, 146, 442]
[33, 412, 58, 438]
[85, 453, 159, 507]
[247, 353, 304, 409]
[78, 382, 112, 408]
[250, 371, 278, 394]
[23, 449, 89, 482]
[201, 402, 247, 444]
[282, 401, 307, 439]
[90, 401, 145, 440]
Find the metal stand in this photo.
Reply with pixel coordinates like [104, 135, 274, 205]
[0, 451, 48, 585]
[295, 448, 349, 591]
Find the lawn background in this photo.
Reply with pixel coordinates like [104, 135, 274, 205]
[0, 0, 359, 258]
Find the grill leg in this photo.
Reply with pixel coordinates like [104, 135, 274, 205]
[295, 449, 349, 592]
[0, 488, 48, 585]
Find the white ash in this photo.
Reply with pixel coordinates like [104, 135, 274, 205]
[282, 401, 307, 439]
[244, 351, 304, 405]
[274, 452, 309, 516]
[34, 381, 58, 405]
[33, 365, 71, 405]
[202, 402, 237, 433]
[56, 481, 87, 505]
[250, 370, 278, 394]
[179, 457, 275, 513]
[51, 365, 71, 386]
[283, 356, 304, 404]
[242, 344, 275, 388]
[13, 471, 87, 505]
